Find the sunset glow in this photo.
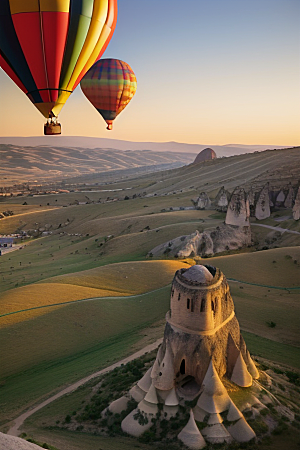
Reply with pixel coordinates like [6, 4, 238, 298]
[0, 0, 299, 146]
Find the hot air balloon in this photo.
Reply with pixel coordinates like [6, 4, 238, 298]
[80, 58, 137, 130]
[0, 0, 117, 135]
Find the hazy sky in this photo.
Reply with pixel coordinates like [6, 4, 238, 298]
[0, 0, 299, 145]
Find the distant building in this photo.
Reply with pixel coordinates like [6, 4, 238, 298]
[0, 237, 14, 248]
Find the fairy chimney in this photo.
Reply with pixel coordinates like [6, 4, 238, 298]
[225, 187, 250, 226]
[116, 265, 259, 447]
[293, 187, 300, 220]
[255, 183, 271, 220]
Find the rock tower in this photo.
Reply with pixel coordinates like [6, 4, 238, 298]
[293, 187, 300, 220]
[114, 265, 259, 447]
[255, 183, 271, 220]
[225, 187, 250, 226]
[214, 186, 230, 212]
[196, 192, 211, 210]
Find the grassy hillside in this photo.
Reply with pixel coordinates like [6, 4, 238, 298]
[203, 246, 300, 287]
[0, 260, 185, 326]
[0, 144, 195, 183]
[0, 147, 299, 431]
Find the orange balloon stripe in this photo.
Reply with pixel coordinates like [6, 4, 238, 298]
[72, 0, 117, 90]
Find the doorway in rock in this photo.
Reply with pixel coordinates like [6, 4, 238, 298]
[178, 375, 201, 398]
[180, 359, 185, 375]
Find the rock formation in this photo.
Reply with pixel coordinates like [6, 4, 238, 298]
[225, 187, 250, 227]
[275, 190, 286, 207]
[0, 433, 43, 450]
[255, 183, 271, 220]
[196, 192, 211, 210]
[214, 186, 230, 212]
[149, 223, 251, 259]
[193, 148, 217, 164]
[113, 265, 258, 447]
[284, 184, 295, 209]
[247, 187, 255, 216]
[149, 222, 251, 259]
[293, 187, 300, 220]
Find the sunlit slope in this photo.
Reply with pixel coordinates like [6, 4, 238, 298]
[0, 260, 186, 327]
[0, 144, 194, 183]
[203, 246, 300, 287]
[140, 147, 300, 196]
[0, 196, 203, 235]
[0, 210, 212, 293]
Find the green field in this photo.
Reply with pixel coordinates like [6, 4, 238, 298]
[0, 151, 300, 443]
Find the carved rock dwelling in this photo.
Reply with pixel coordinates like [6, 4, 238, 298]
[108, 265, 259, 448]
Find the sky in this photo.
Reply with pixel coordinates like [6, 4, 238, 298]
[0, 0, 299, 145]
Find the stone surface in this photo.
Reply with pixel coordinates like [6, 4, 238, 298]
[293, 187, 300, 220]
[0, 434, 43, 450]
[225, 187, 250, 226]
[182, 265, 213, 283]
[149, 224, 251, 259]
[196, 192, 211, 210]
[255, 183, 271, 220]
[284, 184, 295, 208]
[178, 410, 207, 449]
[215, 186, 230, 212]
[111, 265, 258, 448]
[193, 148, 217, 164]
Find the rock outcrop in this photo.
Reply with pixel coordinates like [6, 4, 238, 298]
[255, 183, 271, 220]
[225, 187, 250, 227]
[275, 190, 286, 207]
[0, 433, 43, 450]
[149, 223, 251, 259]
[284, 184, 295, 209]
[293, 187, 300, 220]
[196, 192, 211, 210]
[193, 148, 217, 164]
[214, 186, 230, 212]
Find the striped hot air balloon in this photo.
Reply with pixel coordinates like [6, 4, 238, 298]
[0, 0, 117, 135]
[80, 58, 137, 130]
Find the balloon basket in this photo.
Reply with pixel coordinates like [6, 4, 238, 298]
[44, 122, 61, 135]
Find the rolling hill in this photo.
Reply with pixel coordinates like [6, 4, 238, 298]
[0, 144, 197, 184]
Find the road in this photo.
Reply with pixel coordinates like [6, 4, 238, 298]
[251, 223, 300, 235]
[7, 338, 163, 437]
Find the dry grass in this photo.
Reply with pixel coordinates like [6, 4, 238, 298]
[0, 260, 186, 328]
[202, 246, 300, 287]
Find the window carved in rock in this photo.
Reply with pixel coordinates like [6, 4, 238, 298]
[191, 298, 194, 312]
[200, 298, 206, 312]
[187, 298, 190, 309]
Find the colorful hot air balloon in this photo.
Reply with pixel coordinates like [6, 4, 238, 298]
[0, 0, 117, 135]
[80, 58, 137, 130]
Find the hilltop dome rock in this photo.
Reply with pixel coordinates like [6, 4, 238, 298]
[193, 148, 217, 164]
[182, 264, 214, 283]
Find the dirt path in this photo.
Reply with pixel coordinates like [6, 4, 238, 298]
[251, 223, 300, 235]
[7, 338, 163, 437]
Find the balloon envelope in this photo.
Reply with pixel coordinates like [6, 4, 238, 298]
[80, 58, 137, 130]
[0, 0, 117, 118]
